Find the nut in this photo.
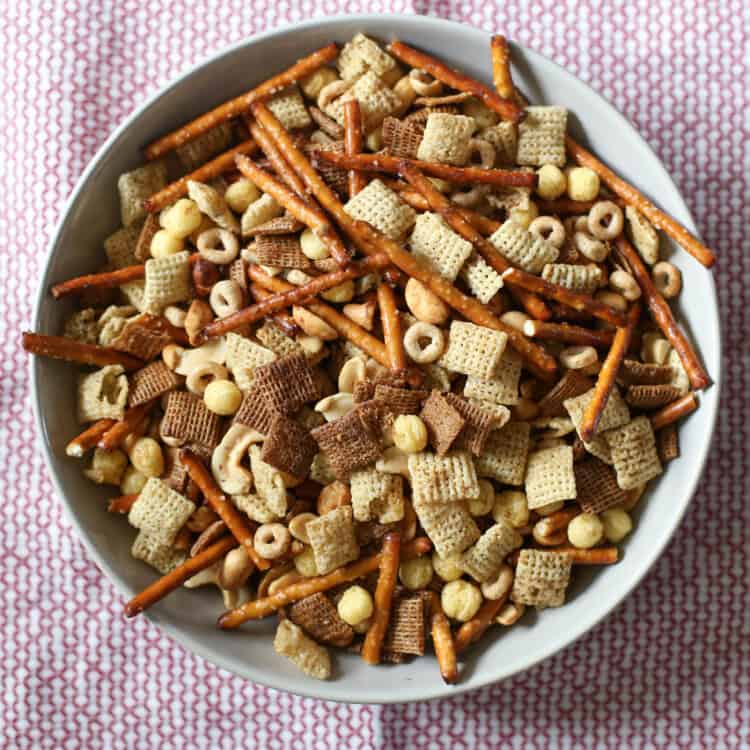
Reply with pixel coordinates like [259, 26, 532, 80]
[609, 269, 641, 301]
[480, 564, 514, 600]
[254, 523, 291, 559]
[163, 305, 186, 328]
[317, 481, 351, 515]
[641, 331, 671, 365]
[314, 392, 354, 422]
[409, 68, 443, 96]
[218, 546, 255, 590]
[185, 505, 221, 533]
[496, 601, 525, 626]
[184, 299, 214, 346]
[192, 257, 221, 296]
[342, 300, 376, 331]
[338, 357, 367, 393]
[288, 512, 317, 544]
[595, 289, 627, 313]
[267, 570, 304, 596]
[162, 343, 184, 371]
[652, 261, 682, 299]
[510, 397, 539, 421]
[210, 279, 244, 318]
[210, 423, 264, 495]
[320, 279, 355, 303]
[197, 228, 239, 265]
[186, 362, 229, 395]
[404, 278, 449, 325]
[559, 345, 598, 370]
[451, 184, 490, 208]
[500, 311, 530, 331]
[293, 306, 338, 340]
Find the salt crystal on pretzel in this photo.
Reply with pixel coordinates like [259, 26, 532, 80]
[443, 392, 505, 456]
[564, 386, 630, 439]
[574, 457, 628, 514]
[625, 384, 683, 410]
[542, 263, 602, 294]
[604, 415, 662, 490]
[481, 121, 517, 165]
[516, 106, 567, 167]
[408, 450, 480, 505]
[267, 86, 312, 130]
[524, 445, 576, 509]
[409, 212, 473, 281]
[131, 532, 187, 574]
[118, 162, 167, 226]
[143, 251, 192, 313]
[249, 445, 288, 516]
[187, 180, 239, 233]
[261, 414, 317, 478]
[273, 619, 331, 680]
[224, 332, 276, 391]
[104, 222, 144, 269]
[420, 391, 465, 456]
[474, 421, 530, 485]
[439, 321, 507, 380]
[413, 500, 479, 558]
[175, 121, 233, 172]
[488, 220, 558, 274]
[289, 592, 354, 647]
[337, 33, 397, 81]
[161, 391, 221, 450]
[252, 352, 319, 415]
[77, 365, 128, 423]
[461, 520, 522, 582]
[350, 467, 405, 524]
[232, 493, 280, 523]
[511, 548, 572, 609]
[463, 351, 522, 406]
[416, 113, 476, 166]
[110, 313, 175, 360]
[381, 116, 424, 159]
[460, 253, 504, 304]
[307, 506, 360, 575]
[128, 477, 196, 547]
[326, 71, 401, 132]
[63, 309, 98, 345]
[344, 178, 416, 241]
[254, 234, 311, 269]
[385, 596, 425, 657]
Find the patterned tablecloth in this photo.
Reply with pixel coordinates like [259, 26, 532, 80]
[2, 1, 746, 747]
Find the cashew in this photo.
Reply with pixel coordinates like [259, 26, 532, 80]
[297, 335, 326, 358]
[184, 562, 222, 589]
[338, 357, 367, 393]
[163, 305, 187, 328]
[409, 68, 443, 96]
[185, 299, 214, 346]
[559, 345, 598, 370]
[174, 337, 228, 376]
[468, 138, 495, 169]
[404, 278, 449, 325]
[211, 423, 264, 495]
[450, 184, 490, 208]
[315, 392, 354, 422]
[496, 601, 525, 626]
[641, 331, 672, 365]
[162, 343, 184, 370]
[218, 546, 255, 590]
[288, 512, 317, 544]
[293, 306, 338, 340]
[480, 564, 514, 600]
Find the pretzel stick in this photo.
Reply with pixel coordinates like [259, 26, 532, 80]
[535, 199, 596, 215]
[534, 506, 582, 536]
[344, 99, 367, 197]
[613, 237, 709, 389]
[251, 102, 557, 379]
[246, 120, 309, 199]
[490, 35, 516, 101]
[579, 302, 641, 442]
[180, 448, 271, 570]
[427, 592, 458, 684]
[523, 320, 615, 348]
[362, 532, 401, 665]
[22, 332, 144, 371]
[454, 593, 509, 653]
[387, 40, 524, 123]
[376, 283, 406, 372]
[65, 419, 117, 457]
[548, 302, 593, 323]
[235, 154, 350, 268]
[400, 163, 551, 321]
[107, 493, 139, 513]
[313, 150, 536, 188]
[650, 392, 698, 430]
[548, 545, 619, 565]
[218, 535, 432, 628]
[144, 139, 258, 212]
[197, 254, 388, 342]
[143, 43, 338, 160]
[566, 137, 715, 268]
[98, 400, 156, 451]
[501, 268, 628, 327]
[124, 535, 237, 617]
[247, 283, 302, 337]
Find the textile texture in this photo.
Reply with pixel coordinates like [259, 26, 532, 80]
[2, 1, 747, 748]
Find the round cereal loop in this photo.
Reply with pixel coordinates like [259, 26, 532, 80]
[609, 269, 642, 301]
[210, 279, 244, 317]
[529, 215, 565, 248]
[197, 228, 239, 265]
[409, 68, 443, 96]
[652, 261, 682, 299]
[403, 322, 445, 364]
[186, 362, 229, 396]
[254, 523, 291, 560]
[587, 200, 624, 240]
[573, 230, 609, 262]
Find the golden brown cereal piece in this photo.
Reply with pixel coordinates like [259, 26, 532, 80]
[77, 365, 128, 423]
[111, 313, 175, 360]
[381, 116, 424, 159]
[416, 113, 476, 166]
[267, 87, 313, 130]
[244, 214, 306, 236]
[344, 178, 417, 241]
[439, 321, 508, 381]
[128, 361, 179, 407]
[143, 251, 192, 313]
[289, 592, 354, 647]
[254, 234, 312, 269]
[408, 450, 480, 505]
[524, 445, 576, 509]
[618, 358, 674, 386]
[128, 477, 196, 547]
[516, 106, 567, 167]
[541, 263, 602, 294]
[463, 352, 522, 407]
[461, 520, 521, 583]
[413, 500, 480, 558]
[488, 219, 558, 274]
[625, 384, 683, 410]
[118, 162, 167, 226]
[306, 506, 360, 575]
[187, 180, 240, 233]
[444, 392, 505, 456]
[538, 370, 594, 418]
[474, 421, 531, 485]
[130, 532, 187, 574]
[574, 457, 629, 514]
[350, 468, 405, 524]
[385, 596, 425, 656]
[104, 222, 144, 269]
[604, 415, 663, 490]
[420, 391, 466, 456]
[273, 619, 331, 680]
[175, 121, 233, 171]
[409, 212, 473, 281]
[373, 384, 428, 415]
[161, 390, 221, 450]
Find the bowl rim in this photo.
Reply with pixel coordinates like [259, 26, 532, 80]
[31, 12, 722, 704]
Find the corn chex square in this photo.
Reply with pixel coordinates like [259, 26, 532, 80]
[187, 179, 240, 233]
[474, 421, 530, 485]
[344, 178, 416, 241]
[104, 222, 143, 269]
[486, 186, 531, 213]
[488, 220, 559, 274]
[524, 445, 576, 509]
[64, 309, 98, 344]
[117, 161, 167, 227]
[143, 251, 192, 313]
[604, 416, 662, 490]
[439, 321, 507, 380]
[409, 212, 473, 281]
[232, 493, 282, 523]
[511, 549, 572, 609]
[249, 445, 288, 517]
[225, 332, 277, 391]
[306, 506, 360, 575]
[460, 520, 522, 582]
[327, 72, 401, 132]
[267, 87, 312, 130]
[416, 113, 476, 166]
[564, 386, 630, 439]
[175, 122, 232, 172]
[542, 263, 602, 294]
[460, 253, 504, 304]
[77, 365, 128, 423]
[131, 531, 187, 574]
[350, 467, 404, 523]
[480, 122, 517, 165]
[407, 450, 480, 505]
[273, 619, 331, 680]
[463, 351, 522, 406]
[255, 320, 301, 358]
[337, 33, 397, 81]
[516, 106, 568, 167]
[241, 193, 284, 236]
[413, 500, 480, 558]
[128, 477, 196, 546]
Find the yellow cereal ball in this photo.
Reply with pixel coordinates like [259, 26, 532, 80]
[432, 552, 464, 582]
[441, 580, 483, 622]
[320, 279, 355, 303]
[337, 585, 374, 626]
[601, 508, 633, 543]
[536, 164, 567, 200]
[129, 437, 165, 478]
[150, 229, 185, 258]
[294, 547, 318, 577]
[225, 179, 261, 214]
[120, 466, 147, 495]
[492, 490, 530, 528]
[300, 228, 331, 261]
[566, 167, 601, 201]
[508, 201, 539, 229]
[392, 414, 428, 454]
[203, 379, 242, 416]
[468, 479, 495, 516]
[398, 557, 433, 590]
[84, 448, 128, 486]
[567, 512, 604, 549]
[299, 66, 339, 100]
[162, 198, 202, 239]
[462, 97, 498, 129]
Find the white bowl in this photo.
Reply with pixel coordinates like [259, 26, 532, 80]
[31, 14, 721, 703]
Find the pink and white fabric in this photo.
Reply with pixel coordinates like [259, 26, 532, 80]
[2, 1, 747, 747]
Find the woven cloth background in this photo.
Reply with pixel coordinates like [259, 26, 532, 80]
[2, 1, 747, 747]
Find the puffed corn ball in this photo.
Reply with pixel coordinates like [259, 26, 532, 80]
[601, 508, 633, 543]
[150, 229, 185, 258]
[300, 66, 339, 100]
[85, 448, 128, 485]
[567, 512, 604, 549]
[508, 201, 539, 229]
[129, 437, 165, 478]
[399, 556, 433, 590]
[566, 166, 600, 201]
[321, 279, 355, 303]
[162, 198, 202, 239]
[493, 490, 530, 528]
[203, 379, 242, 416]
[536, 164, 567, 200]
[468, 479, 495, 516]
[120, 466, 148, 495]
[300, 228, 331, 261]
[392, 414, 428, 454]
[294, 547, 319, 577]
[432, 552, 464, 582]
[337, 585, 374, 626]
[225, 179, 260, 213]
[441, 579, 483, 622]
